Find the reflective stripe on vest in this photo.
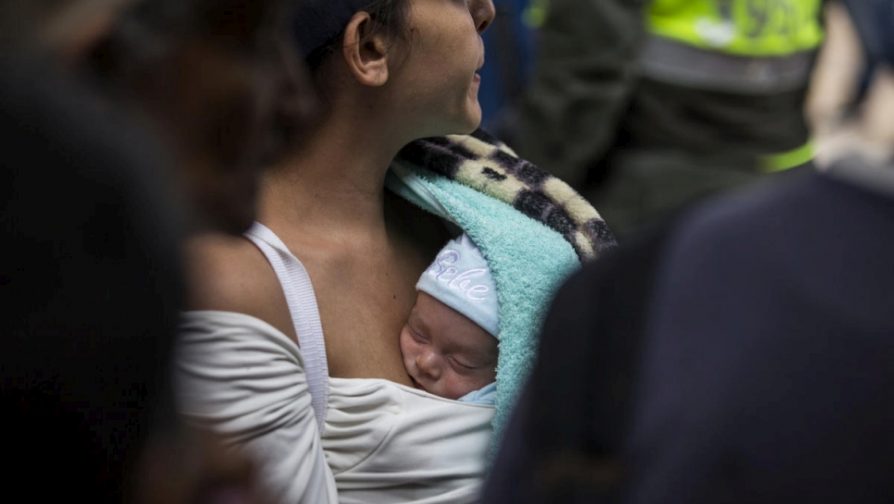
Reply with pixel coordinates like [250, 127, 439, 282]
[638, 34, 814, 93]
[648, 0, 824, 57]
[761, 140, 814, 172]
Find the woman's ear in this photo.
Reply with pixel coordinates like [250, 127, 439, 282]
[341, 12, 390, 87]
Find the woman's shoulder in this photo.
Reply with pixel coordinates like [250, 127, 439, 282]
[185, 231, 297, 340]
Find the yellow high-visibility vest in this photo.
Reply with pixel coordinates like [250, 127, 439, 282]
[649, 0, 824, 56]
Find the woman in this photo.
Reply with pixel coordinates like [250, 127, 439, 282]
[177, 1, 611, 502]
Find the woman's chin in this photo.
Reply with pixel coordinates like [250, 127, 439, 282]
[412, 108, 482, 141]
[443, 99, 484, 135]
[464, 104, 483, 132]
[447, 111, 482, 136]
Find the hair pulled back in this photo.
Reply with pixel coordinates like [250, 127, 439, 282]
[304, 0, 411, 72]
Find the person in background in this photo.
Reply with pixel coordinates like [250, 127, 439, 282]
[87, 0, 317, 234]
[0, 53, 184, 502]
[484, 31, 894, 504]
[0, 0, 311, 500]
[506, 0, 826, 237]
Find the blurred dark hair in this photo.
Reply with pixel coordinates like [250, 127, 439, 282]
[0, 0, 121, 49]
[85, 0, 287, 120]
[87, 0, 317, 170]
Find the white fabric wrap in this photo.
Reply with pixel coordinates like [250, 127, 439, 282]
[175, 222, 496, 503]
[176, 311, 495, 504]
[176, 311, 339, 504]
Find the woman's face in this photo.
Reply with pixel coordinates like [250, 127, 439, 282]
[400, 292, 498, 400]
[388, 0, 495, 138]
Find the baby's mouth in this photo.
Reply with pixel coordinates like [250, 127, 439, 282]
[409, 375, 425, 390]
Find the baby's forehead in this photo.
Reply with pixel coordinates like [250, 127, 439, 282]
[409, 292, 458, 327]
[412, 290, 469, 318]
[411, 293, 498, 352]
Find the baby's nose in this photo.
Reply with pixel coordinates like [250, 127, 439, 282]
[416, 352, 440, 379]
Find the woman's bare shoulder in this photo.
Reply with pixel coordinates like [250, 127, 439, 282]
[184, 232, 296, 340]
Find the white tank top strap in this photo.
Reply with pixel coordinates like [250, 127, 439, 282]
[244, 222, 329, 428]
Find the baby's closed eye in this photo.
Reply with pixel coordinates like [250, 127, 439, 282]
[409, 326, 429, 343]
[449, 354, 494, 372]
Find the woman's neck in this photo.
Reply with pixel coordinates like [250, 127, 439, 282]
[258, 106, 409, 243]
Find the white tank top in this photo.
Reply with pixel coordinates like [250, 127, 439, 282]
[175, 223, 494, 504]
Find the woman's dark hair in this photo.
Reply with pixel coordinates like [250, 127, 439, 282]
[304, 0, 411, 73]
[87, 0, 286, 98]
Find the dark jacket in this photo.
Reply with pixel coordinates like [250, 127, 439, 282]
[485, 165, 894, 503]
[0, 57, 184, 502]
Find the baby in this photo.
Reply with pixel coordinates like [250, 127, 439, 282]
[400, 234, 499, 405]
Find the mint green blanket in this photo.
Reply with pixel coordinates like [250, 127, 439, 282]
[387, 162, 579, 442]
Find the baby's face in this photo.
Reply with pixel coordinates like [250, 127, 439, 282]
[400, 291, 497, 400]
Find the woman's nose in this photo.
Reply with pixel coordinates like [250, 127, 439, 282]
[471, 0, 496, 34]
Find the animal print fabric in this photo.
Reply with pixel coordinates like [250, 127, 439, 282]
[397, 129, 617, 261]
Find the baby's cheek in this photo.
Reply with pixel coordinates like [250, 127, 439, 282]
[398, 331, 414, 359]
[445, 374, 476, 399]
[467, 369, 495, 393]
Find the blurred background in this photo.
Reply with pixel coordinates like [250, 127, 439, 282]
[479, 0, 894, 237]
[807, 0, 894, 165]
[481, 0, 894, 158]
